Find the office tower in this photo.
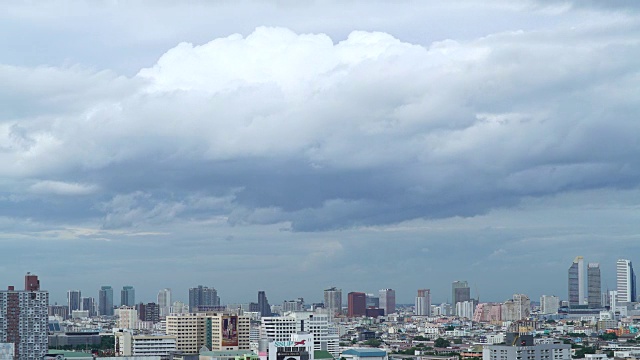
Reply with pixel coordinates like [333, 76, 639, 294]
[166, 312, 250, 354]
[67, 290, 82, 314]
[501, 294, 530, 321]
[121, 286, 136, 307]
[99, 286, 114, 316]
[49, 305, 69, 319]
[568, 256, 584, 307]
[415, 289, 431, 316]
[379, 289, 396, 315]
[365, 294, 379, 308]
[452, 281, 471, 305]
[347, 292, 366, 317]
[258, 291, 271, 317]
[540, 295, 560, 314]
[587, 263, 602, 308]
[324, 287, 342, 316]
[157, 288, 172, 317]
[617, 259, 637, 303]
[0, 273, 49, 360]
[188, 285, 220, 312]
[81, 297, 96, 317]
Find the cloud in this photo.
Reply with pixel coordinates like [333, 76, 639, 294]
[29, 180, 99, 196]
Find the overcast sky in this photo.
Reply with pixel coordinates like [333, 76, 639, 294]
[2, 0, 640, 306]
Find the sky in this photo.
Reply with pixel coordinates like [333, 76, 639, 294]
[1, 0, 640, 306]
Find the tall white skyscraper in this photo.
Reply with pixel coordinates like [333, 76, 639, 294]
[157, 288, 172, 317]
[540, 295, 559, 314]
[415, 289, 431, 316]
[616, 259, 637, 303]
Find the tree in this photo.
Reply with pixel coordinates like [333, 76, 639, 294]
[599, 333, 618, 341]
[364, 339, 382, 348]
[434, 338, 451, 348]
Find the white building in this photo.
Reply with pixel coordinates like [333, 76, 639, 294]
[456, 301, 475, 319]
[379, 289, 395, 315]
[483, 342, 570, 360]
[261, 312, 339, 358]
[540, 295, 559, 315]
[117, 306, 138, 329]
[157, 289, 172, 318]
[616, 259, 637, 303]
[415, 290, 431, 316]
[115, 330, 177, 360]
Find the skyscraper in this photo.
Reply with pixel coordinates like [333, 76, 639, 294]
[323, 287, 342, 316]
[258, 290, 271, 317]
[157, 288, 172, 317]
[347, 292, 366, 317]
[379, 289, 396, 315]
[587, 263, 601, 308]
[568, 256, 584, 307]
[67, 289, 82, 314]
[81, 297, 96, 317]
[188, 285, 220, 312]
[452, 281, 471, 305]
[121, 286, 135, 306]
[0, 273, 49, 360]
[415, 289, 431, 316]
[617, 259, 637, 303]
[99, 286, 114, 316]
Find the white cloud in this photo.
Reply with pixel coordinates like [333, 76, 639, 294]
[29, 180, 99, 196]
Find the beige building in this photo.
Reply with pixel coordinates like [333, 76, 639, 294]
[166, 312, 250, 355]
[115, 330, 177, 360]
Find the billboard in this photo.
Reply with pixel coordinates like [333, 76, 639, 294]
[222, 315, 239, 347]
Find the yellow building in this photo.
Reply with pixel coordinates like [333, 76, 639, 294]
[166, 312, 250, 355]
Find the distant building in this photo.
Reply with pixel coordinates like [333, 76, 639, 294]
[261, 312, 340, 358]
[188, 285, 220, 312]
[165, 312, 250, 354]
[452, 281, 471, 305]
[587, 263, 602, 308]
[323, 287, 342, 316]
[121, 285, 135, 307]
[99, 286, 114, 316]
[0, 273, 49, 360]
[115, 330, 177, 360]
[379, 289, 395, 315]
[616, 259, 637, 303]
[137, 302, 160, 323]
[568, 256, 584, 307]
[342, 348, 388, 360]
[415, 289, 431, 316]
[81, 297, 96, 317]
[117, 306, 138, 329]
[456, 300, 476, 319]
[483, 335, 570, 360]
[157, 288, 172, 317]
[258, 291, 271, 317]
[348, 292, 366, 317]
[67, 290, 82, 315]
[501, 294, 530, 321]
[49, 305, 69, 319]
[540, 295, 559, 315]
[283, 298, 305, 312]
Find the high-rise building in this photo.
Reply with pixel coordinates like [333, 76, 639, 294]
[188, 285, 220, 312]
[282, 298, 304, 312]
[158, 288, 172, 317]
[258, 291, 271, 317]
[587, 263, 602, 308]
[324, 287, 342, 316]
[117, 306, 138, 329]
[0, 273, 49, 360]
[347, 292, 366, 317]
[81, 297, 96, 317]
[617, 259, 637, 303]
[452, 281, 471, 305]
[67, 290, 82, 314]
[99, 286, 114, 316]
[165, 312, 250, 354]
[415, 289, 431, 316]
[540, 295, 559, 314]
[121, 286, 136, 307]
[260, 311, 340, 358]
[138, 302, 160, 323]
[379, 289, 396, 315]
[456, 300, 476, 319]
[501, 294, 531, 321]
[568, 256, 584, 307]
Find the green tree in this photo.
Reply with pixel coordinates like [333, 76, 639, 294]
[364, 339, 382, 347]
[434, 338, 451, 348]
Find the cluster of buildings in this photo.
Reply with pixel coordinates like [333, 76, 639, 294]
[2, 257, 639, 360]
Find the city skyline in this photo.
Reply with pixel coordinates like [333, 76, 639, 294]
[2, 1, 640, 306]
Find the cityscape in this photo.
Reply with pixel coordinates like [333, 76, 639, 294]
[2, 1, 640, 360]
[0, 256, 638, 360]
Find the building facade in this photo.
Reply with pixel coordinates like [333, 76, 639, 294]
[415, 289, 431, 316]
[323, 288, 342, 317]
[166, 312, 250, 354]
[157, 288, 172, 317]
[258, 291, 271, 317]
[348, 292, 366, 318]
[452, 281, 471, 305]
[379, 289, 395, 315]
[616, 259, 637, 303]
[0, 273, 49, 360]
[121, 286, 136, 307]
[540, 295, 559, 315]
[67, 290, 82, 315]
[188, 286, 220, 312]
[99, 286, 114, 316]
[568, 256, 584, 307]
[587, 263, 602, 308]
